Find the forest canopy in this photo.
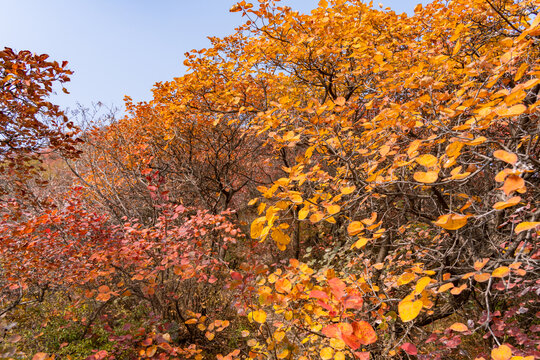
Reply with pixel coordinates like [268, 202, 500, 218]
[0, 0, 539, 359]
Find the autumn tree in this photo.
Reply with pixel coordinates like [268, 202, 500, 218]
[145, 0, 540, 358]
[0, 47, 80, 207]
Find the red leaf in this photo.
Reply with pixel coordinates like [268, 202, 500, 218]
[353, 321, 377, 345]
[309, 290, 328, 299]
[401, 342, 418, 355]
[230, 271, 243, 281]
[353, 351, 370, 360]
[322, 324, 341, 338]
[328, 277, 346, 299]
[343, 294, 363, 309]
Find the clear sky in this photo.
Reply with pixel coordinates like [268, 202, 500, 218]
[1, 0, 426, 112]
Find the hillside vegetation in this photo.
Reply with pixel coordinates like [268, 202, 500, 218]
[0, 0, 539, 359]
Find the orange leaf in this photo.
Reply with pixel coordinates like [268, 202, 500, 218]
[474, 258, 489, 271]
[505, 104, 527, 116]
[493, 150, 518, 165]
[275, 278, 292, 293]
[413, 171, 439, 183]
[491, 344, 512, 360]
[335, 96, 346, 106]
[493, 196, 521, 210]
[309, 212, 324, 223]
[353, 321, 377, 345]
[32, 353, 48, 360]
[450, 284, 467, 295]
[340, 185, 356, 194]
[96, 292, 111, 302]
[501, 175, 524, 195]
[437, 283, 454, 292]
[327, 204, 341, 215]
[362, 212, 378, 225]
[146, 345, 157, 357]
[474, 273, 491, 282]
[433, 214, 469, 230]
[416, 154, 438, 167]
[449, 322, 468, 332]
[397, 272, 415, 286]
[347, 221, 365, 236]
[329, 277, 346, 299]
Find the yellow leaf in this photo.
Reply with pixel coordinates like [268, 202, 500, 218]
[515, 222, 540, 234]
[452, 40, 461, 56]
[274, 330, 286, 342]
[335, 352, 346, 360]
[445, 141, 463, 157]
[449, 322, 468, 332]
[398, 299, 423, 322]
[251, 217, 266, 239]
[433, 214, 469, 230]
[492, 266, 510, 278]
[272, 228, 290, 246]
[397, 272, 415, 286]
[205, 331, 215, 340]
[514, 62, 528, 82]
[493, 196, 521, 210]
[320, 346, 334, 360]
[495, 169, 513, 182]
[414, 277, 431, 294]
[298, 206, 309, 220]
[493, 150, 518, 165]
[352, 237, 369, 249]
[347, 221, 364, 236]
[413, 171, 439, 183]
[249, 310, 267, 324]
[416, 154, 438, 167]
[408, 140, 422, 157]
[491, 344, 512, 360]
[277, 349, 289, 359]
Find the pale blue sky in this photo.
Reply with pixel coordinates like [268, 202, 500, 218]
[1, 0, 425, 111]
